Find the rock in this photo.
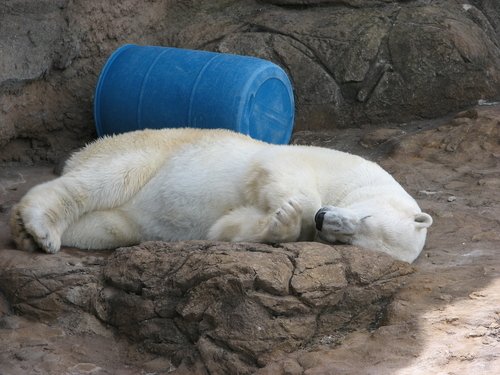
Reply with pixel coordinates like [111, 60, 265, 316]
[2, 0, 500, 162]
[360, 128, 406, 149]
[67, 363, 103, 374]
[0, 241, 413, 372]
[455, 109, 479, 120]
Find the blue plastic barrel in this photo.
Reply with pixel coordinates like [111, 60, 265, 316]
[94, 44, 295, 144]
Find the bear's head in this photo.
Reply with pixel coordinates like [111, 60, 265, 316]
[314, 197, 432, 263]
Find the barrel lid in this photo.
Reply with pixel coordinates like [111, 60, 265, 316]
[240, 63, 295, 144]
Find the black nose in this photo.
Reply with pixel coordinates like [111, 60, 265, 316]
[315, 208, 327, 231]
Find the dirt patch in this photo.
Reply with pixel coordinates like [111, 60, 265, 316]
[0, 104, 499, 374]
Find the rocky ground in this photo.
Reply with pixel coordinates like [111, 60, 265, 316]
[0, 104, 499, 374]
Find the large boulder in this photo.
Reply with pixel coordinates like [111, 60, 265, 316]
[1, 0, 499, 162]
[0, 241, 413, 373]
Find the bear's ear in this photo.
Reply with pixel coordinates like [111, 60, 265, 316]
[414, 212, 433, 228]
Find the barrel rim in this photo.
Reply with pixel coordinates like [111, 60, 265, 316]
[94, 44, 136, 136]
[239, 64, 295, 144]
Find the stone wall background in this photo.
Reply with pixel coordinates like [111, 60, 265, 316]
[1, 0, 499, 163]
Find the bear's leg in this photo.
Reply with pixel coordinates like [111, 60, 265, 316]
[208, 198, 303, 243]
[61, 209, 141, 249]
[10, 170, 144, 253]
[10, 138, 168, 253]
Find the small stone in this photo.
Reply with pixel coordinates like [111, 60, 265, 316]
[439, 294, 453, 302]
[418, 190, 439, 196]
[282, 358, 303, 375]
[454, 108, 478, 120]
[444, 181, 468, 189]
[468, 292, 487, 299]
[466, 326, 488, 338]
[68, 363, 103, 373]
[143, 357, 174, 372]
[359, 128, 406, 149]
[447, 196, 456, 202]
[450, 117, 471, 126]
[0, 316, 21, 330]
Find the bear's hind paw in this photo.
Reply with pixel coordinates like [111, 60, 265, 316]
[10, 204, 39, 252]
[9, 204, 61, 254]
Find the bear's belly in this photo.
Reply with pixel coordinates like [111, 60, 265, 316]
[122, 142, 258, 241]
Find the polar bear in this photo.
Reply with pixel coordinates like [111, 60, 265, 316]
[10, 128, 432, 263]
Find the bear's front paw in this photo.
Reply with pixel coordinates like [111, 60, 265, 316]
[266, 198, 303, 242]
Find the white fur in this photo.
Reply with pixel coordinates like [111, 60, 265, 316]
[10, 128, 432, 263]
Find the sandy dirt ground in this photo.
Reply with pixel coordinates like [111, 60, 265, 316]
[0, 104, 499, 374]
